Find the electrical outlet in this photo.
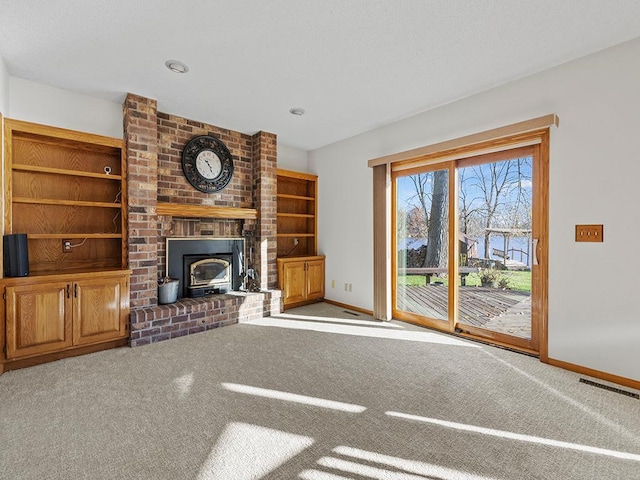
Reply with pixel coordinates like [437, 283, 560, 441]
[344, 283, 348, 291]
[331, 279, 335, 288]
[62, 240, 72, 253]
[293, 237, 299, 246]
[348, 283, 352, 292]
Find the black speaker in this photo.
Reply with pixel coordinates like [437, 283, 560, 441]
[3, 233, 29, 277]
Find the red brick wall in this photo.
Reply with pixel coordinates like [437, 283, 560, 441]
[252, 132, 278, 289]
[124, 94, 158, 308]
[156, 112, 254, 207]
[123, 93, 281, 343]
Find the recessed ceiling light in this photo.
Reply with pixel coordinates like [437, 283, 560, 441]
[165, 60, 189, 74]
[289, 108, 305, 116]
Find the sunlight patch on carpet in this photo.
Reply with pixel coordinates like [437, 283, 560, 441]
[222, 383, 366, 413]
[198, 422, 313, 480]
[386, 411, 640, 462]
[300, 445, 498, 480]
[247, 317, 479, 347]
[172, 372, 194, 398]
[277, 312, 405, 328]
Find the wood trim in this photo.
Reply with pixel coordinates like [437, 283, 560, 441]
[448, 162, 458, 328]
[373, 164, 391, 320]
[456, 331, 539, 356]
[546, 357, 640, 391]
[455, 145, 536, 169]
[3, 116, 12, 237]
[277, 193, 315, 201]
[323, 299, 374, 316]
[277, 255, 325, 263]
[276, 168, 318, 181]
[4, 118, 123, 150]
[28, 233, 122, 240]
[536, 132, 550, 362]
[12, 164, 123, 180]
[157, 203, 258, 219]
[277, 233, 316, 238]
[1, 112, 4, 280]
[1, 338, 128, 373]
[0, 269, 132, 286]
[455, 323, 538, 353]
[368, 114, 558, 168]
[277, 213, 315, 219]
[312, 171, 318, 255]
[13, 197, 122, 208]
[120, 146, 128, 268]
[0, 112, 3, 367]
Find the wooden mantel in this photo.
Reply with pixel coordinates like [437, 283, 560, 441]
[156, 203, 258, 220]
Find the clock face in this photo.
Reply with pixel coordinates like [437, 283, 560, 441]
[181, 135, 234, 193]
[196, 150, 222, 179]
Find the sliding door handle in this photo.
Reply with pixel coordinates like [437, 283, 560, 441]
[532, 238, 539, 266]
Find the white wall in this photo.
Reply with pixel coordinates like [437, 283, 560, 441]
[277, 144, 308, 172]
[0, 56, 9, 115]
[8, 77, 122, 138]
[309, 36, 640, 382]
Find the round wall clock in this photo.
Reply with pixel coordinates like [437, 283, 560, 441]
[181, 135, 234, 193]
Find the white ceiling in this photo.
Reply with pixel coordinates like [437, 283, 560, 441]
[1, 1, 640, 151]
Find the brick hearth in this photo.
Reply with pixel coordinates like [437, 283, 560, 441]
[129, 291, 282, 346]
[123, 93, 281, 346]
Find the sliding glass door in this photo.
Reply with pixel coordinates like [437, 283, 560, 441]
[393, 143, 546, 353]
[395, 165, 451, 327]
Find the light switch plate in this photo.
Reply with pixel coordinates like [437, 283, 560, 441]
[575, 224, 603, 242]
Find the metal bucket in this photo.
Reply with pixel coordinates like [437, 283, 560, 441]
[158, 279, 179, 304]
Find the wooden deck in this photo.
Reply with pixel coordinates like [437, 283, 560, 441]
[397, 285, 530, 328]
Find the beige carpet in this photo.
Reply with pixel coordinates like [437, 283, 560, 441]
[1, 302, 639, 479]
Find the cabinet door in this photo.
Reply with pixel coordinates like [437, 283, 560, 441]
[73, 275, 128, 346]
[5, 282, 72, 359]
[306, 259, 325, 300]
[281, 261, 307, 305]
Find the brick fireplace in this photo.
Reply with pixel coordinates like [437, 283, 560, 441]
[123, 93, 282, 346]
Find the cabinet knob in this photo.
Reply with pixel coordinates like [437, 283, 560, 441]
[66, 284, 71, 298]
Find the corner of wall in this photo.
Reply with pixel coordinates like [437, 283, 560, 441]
[0, 54, 9, 116]
[8, 76, 122, 138]
[277, 143, 309, 172]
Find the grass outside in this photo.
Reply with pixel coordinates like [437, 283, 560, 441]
[398, 270, 531, 293]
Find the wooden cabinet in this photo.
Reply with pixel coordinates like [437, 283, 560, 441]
[1, 119, 130, 374]
[73, 275, 129, 346]
[276, 169, 325, 308]
[5, 280, 72, 359]
[4, 271, 130, 360]
[277, 256, 325, 308]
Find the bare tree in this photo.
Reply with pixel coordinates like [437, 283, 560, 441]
[403, 171, 448, 268]
[458, 168, 482, 234]
[424, 170, 447, 268]
[469, 157, 531, 258]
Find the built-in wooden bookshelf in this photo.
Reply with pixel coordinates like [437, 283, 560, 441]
[276, 169, 324, 308]
[276, 169, 318, 257]
[1, 119, 130, 375]
[3, 119, 127, 274]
